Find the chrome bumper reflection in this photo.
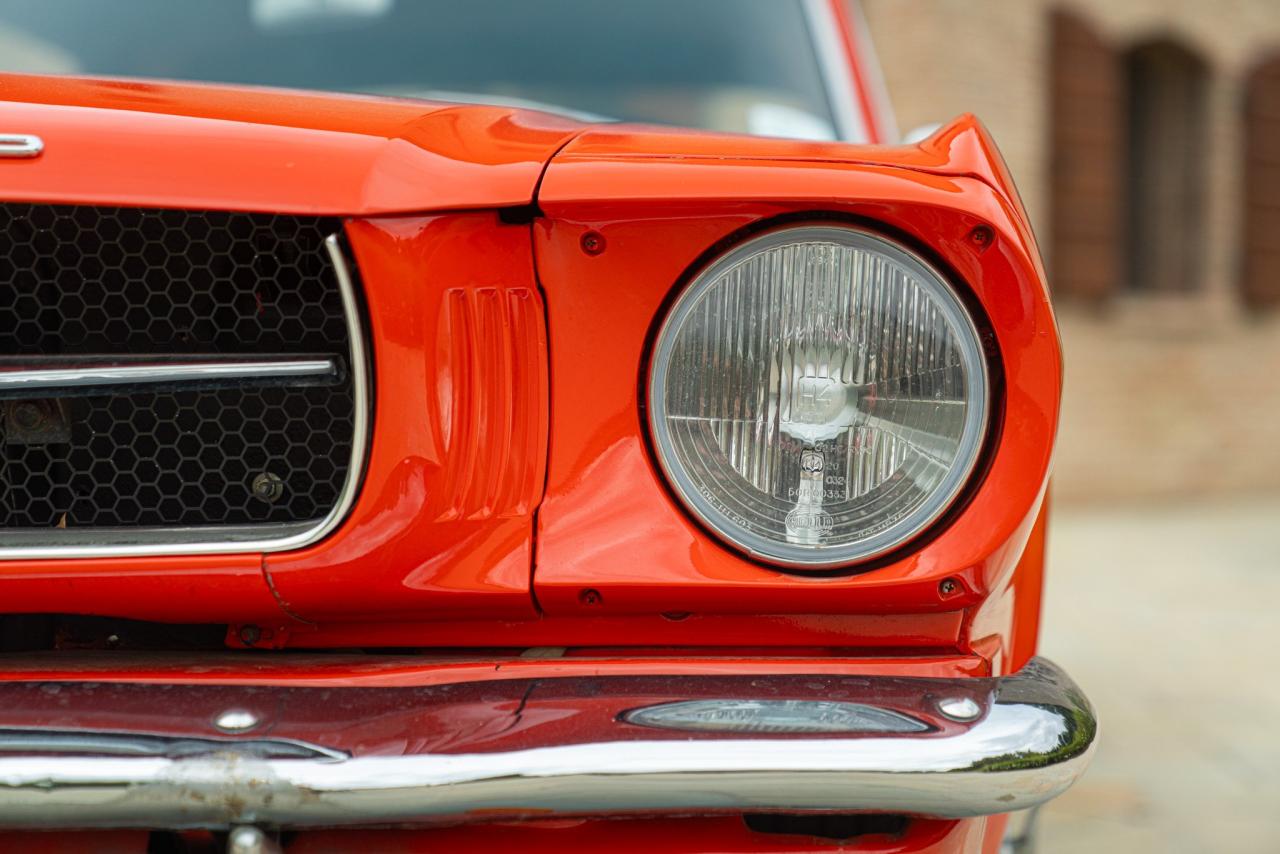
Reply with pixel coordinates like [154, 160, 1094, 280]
[0, 657, 1095, 828]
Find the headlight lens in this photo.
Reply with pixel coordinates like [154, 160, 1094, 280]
[648, 225, 988, 569]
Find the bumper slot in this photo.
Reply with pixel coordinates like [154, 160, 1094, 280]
[0, 656, 1095, 828]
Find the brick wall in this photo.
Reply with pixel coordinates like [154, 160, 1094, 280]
[861, 0, 1280, 502]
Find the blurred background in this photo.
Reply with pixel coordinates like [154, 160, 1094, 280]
[860, 1, 1280, 851]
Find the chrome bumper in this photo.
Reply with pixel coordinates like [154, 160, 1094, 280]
[0, 657, 1094, 828]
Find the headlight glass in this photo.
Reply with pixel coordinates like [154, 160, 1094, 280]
[648, 225, 988, 569]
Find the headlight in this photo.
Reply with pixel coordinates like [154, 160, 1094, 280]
[647, 225, 988, 569]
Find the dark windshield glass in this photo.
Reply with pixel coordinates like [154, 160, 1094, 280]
[0, 0, 838, 139]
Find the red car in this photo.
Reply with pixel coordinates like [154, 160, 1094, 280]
[0, 2, 1091, 852]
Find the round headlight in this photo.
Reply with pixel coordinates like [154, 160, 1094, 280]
[648, 225, 988, 569]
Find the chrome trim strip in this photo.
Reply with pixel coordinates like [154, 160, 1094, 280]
[0, 357, 338, 396]
[0, 232, 370, 559]
[846, 0, 901, 142]
[0, 658, 1095, 828]
[802, 0, 867, 143]
[0, 520, 319, 548]
[0, 134, 43, 159]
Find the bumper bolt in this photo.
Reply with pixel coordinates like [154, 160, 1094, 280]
[228, 826, 280, 854]
[937, 696, 983, 722]
[214, 708, 260, 734]
[12, 402, 45, 432]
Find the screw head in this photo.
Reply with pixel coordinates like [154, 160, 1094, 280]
[214, 708, 260, 734]
[578, 588, 603, 606]
[968, 225, 995, 251]
[12, 402, 44, 431]
[939, 578, 960, 596]
[937, 696, 983, 722]
[228, 826, 271, 854]
[251, 472, 285, 504]
[580, 231, 606, 256]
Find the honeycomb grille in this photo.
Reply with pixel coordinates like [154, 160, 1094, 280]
[0, 204, 361, 533]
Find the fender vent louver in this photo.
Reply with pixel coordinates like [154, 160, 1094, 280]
[0, 205, 369, 558]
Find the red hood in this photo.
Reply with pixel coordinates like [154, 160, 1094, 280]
[0, 73, 586, 215]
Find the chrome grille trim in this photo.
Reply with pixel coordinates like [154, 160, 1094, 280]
[0, 520, 320, 548]
[0, 356, 341, 398]
[0, 232, 370, 559]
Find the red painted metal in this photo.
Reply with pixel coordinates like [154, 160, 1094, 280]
[531, 118, 1060, 668]
[0, 73, 582, 215]
[532, 114, 1037, 202]
[967, 499, 1051, 675]
[264, 213, 549, 623]
[0, 11, 1056, 849]
[0, 651, 988, 686]
[0, 554, 283, 623]
[270, 611, 966, 650]
[0, 95, 1056, 665]
[0, 832, 149, 853]
[829, 0, 889, 143]
[0, 75, 569, 625]
[0, 818, 996, 854]
[0, 68, 1057, 695]
[0, 672, 991, 756]
[282, 816, 991, 853]
[0, 211, 552, 627]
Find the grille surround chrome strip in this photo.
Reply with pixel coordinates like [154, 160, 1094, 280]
[0, 357, 340, 398]
[0, 233, 370, 559]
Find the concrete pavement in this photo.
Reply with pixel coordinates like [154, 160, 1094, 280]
[1037, 497, 1280, 853]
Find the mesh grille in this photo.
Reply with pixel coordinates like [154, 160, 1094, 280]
[0, 204, 359, 531]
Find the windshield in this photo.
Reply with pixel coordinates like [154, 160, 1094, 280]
[0, 0, 841, 141]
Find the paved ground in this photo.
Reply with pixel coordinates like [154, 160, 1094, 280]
[1036, 497, 1280, 853]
